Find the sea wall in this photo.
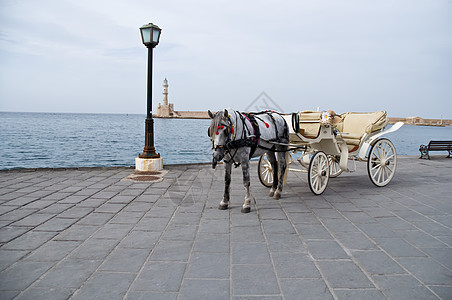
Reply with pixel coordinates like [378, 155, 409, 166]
[388, 117, 451, 127]
[154, 111, 210, 119]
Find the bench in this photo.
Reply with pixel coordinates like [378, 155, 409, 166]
[419, 141, 452, 159]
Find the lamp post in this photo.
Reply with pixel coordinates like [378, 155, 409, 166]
[136, 22, 163, 171]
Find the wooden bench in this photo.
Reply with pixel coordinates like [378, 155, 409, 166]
[419, 141, 452, 159]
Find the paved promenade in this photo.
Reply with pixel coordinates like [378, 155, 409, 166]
[0, 156, 451, 299]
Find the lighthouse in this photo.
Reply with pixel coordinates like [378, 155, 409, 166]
[156, 78, 174, 117]
[162, 78, 168, 106]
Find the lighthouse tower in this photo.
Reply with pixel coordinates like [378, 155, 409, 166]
[162, 78, 168, 106]
[156, 78, 174, 117]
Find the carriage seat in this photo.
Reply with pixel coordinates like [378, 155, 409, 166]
[296, 110, 323, 138]
[335, 111, 388, 146]
[285, 111, 322, 144]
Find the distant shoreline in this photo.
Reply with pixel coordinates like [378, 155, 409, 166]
[388, 117, 451, 127]
[153, 111, 451, 126]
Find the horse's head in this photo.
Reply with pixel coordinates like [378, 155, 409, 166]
[208, 109, 232, 169]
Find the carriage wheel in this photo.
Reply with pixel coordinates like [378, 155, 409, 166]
[328, 155, 343, 178]
[258, 153, 273, 188]
[308, 151, 330, 195]
[367, 138, 397, 187]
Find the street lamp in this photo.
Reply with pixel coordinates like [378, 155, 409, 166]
[136, 22, 163, 171]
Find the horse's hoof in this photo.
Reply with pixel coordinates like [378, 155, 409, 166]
[268, 189, 275, 197]
[273, 192, 281, 200]
[241, 207, 251, 213]
[218, 204, 228, 210]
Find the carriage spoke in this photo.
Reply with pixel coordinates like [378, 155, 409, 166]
[263, 169, 270, 181]
[385, 164, 394, 174]
[376, 146, 383, 160]
[265, 167, 273, 182]
[315, 175, 321, 190]
[384, 164, 394, 181]
[383, 166, 390, 182]
[377, 166, 383, 183]
[371, 162, 380, 171]
[312, 175, 318, 189]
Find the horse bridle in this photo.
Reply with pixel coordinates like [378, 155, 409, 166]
[212, 124, 232, 150]
[209, 117, 233, 151]
[209, 113, 245, 166]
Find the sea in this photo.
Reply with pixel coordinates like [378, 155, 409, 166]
[1, 112, 451, 170]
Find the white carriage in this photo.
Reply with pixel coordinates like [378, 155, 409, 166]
[258, 110, 404, 195]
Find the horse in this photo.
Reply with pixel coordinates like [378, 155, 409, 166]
[208, 109, 289, 213]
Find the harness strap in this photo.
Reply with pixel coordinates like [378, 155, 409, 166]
[242, 113, 261, 158]
[225, 112, 261, 159]
[267, 112, 279, 140]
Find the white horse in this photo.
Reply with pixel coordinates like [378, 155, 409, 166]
[208, 109, 289, 213]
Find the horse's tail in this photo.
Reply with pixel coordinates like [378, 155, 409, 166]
[283, 150, 289, 185]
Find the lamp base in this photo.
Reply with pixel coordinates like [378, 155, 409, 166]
[135, 157, 163, 172]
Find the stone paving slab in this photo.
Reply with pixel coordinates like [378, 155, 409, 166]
[0, 156, 451, 299]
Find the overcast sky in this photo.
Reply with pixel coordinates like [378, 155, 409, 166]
[0, 0, 451, 118]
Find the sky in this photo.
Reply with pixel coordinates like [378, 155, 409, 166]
[0, 0, 451, 118]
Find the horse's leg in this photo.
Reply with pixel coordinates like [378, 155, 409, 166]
[273, 150, 287, 200]
[240, 160, 252, 213]
[266, 151, 278, 198]
[219, 162, 232, 210]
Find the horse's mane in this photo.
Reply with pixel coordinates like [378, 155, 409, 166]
[208, 112, 222, 138]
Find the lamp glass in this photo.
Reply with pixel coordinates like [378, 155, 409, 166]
[152, 29, 160, 43]
[141, 27, 152, 44]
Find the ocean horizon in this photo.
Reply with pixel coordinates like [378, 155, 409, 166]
[1, 111, 451, 170]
